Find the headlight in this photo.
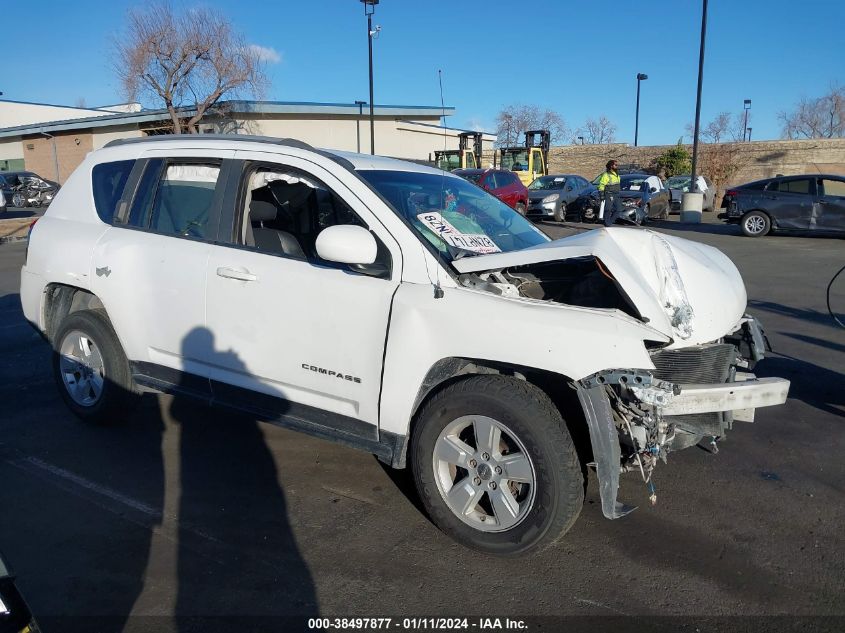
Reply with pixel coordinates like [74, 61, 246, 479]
[542, 193, 559, 203]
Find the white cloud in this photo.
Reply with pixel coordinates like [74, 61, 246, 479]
[248, 44, 282, 64]
[467, 117, 492, 133]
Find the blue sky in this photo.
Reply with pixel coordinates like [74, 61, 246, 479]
[5, 0, 844, 145]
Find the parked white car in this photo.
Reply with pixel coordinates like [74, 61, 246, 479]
[667, 174, 716, 212]
[20, 136, 790, 555]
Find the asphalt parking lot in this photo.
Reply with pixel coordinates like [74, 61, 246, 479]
[0, 215, 843, 632]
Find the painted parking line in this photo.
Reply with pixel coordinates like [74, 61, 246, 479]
[8, 456, 161, 518]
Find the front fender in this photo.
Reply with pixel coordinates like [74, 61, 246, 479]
[378, 283, 667, 438]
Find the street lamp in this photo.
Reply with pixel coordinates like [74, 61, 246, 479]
[360, 0, 380, 155]
[577, 136, 584, 145]
[685, 0, 708, 224]
[354, 100, 366, 153]
[742, 99, 751, 142]
[634, 73, 648, 147]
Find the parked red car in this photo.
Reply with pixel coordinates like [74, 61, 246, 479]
[453, 168, 529, 214]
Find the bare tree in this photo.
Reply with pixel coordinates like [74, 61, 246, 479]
[698, 142, 750, 207]
[779, 85, 845, 139]
[494, 104, 569, 147]
[114, 3, 268, 134]
[686, 111, 749, 143]
[576, 116, 617, 144]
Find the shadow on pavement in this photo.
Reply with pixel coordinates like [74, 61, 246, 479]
[749, 300, 842, 330]
[647, 218, 738, 236]
[780, 332, 845, 355]
[756, 353, 845, 418]
[2, 324, 318, 632]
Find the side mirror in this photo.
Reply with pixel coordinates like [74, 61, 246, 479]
[316, 225, 377, 265]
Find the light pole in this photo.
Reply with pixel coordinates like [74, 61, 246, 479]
[747, 127, 752, 142]
[634, 73, 648, 147]
[360, 0, 379, 155]
[742, 99, 751, 141]
[684, 0, 708, 224]
[577, 136, 584, 145]
[354, 100, 366, 153]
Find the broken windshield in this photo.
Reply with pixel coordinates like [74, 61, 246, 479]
[358, 169, 549, 260]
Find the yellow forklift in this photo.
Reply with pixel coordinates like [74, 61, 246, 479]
[433, 132, 483, 171]
[497, 129, 550, 186]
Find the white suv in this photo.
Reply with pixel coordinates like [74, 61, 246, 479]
[20, 135, 790, 555]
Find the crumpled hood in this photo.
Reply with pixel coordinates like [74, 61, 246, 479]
[452, 227, 747, 346]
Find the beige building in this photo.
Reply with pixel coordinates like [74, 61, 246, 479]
[0, 99, 495, 183]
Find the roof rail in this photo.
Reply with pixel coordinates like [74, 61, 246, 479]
[103, 134, 314, 151]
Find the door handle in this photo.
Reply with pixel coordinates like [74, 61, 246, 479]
[216, 267, 257, 282]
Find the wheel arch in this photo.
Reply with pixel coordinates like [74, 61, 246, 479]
[392, 357, 590, 470]
[743, 208, 775, 226]
[43, 283, 106, 343]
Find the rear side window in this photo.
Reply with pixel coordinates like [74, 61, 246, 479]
[741, 181, 768, 191]
[149, 164, 220, 238]
[773, 179, 811, 194]
[92, 160, 135, 223]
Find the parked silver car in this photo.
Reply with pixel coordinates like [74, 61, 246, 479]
[525, 174, 595, 221]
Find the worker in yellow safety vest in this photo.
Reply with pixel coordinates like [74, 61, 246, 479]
[597, 160, 620, 191]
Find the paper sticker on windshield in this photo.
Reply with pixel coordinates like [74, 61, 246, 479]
[554, 177, 566, 183]
[628, 185, 641, 191]
[416, 212, 502, 254]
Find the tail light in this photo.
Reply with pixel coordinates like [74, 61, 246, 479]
[725, 189, 739, 197]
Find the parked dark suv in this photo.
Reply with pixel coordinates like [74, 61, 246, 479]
[719, 174, 845, 237]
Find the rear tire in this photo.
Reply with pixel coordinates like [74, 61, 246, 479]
[411, 375, 584, 556]
[12, 192, 26, 208]
[741, 211, 771, 237]
[52, 309, 138, 424]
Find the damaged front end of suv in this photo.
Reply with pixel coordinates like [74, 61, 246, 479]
[452, 227, 791, 518]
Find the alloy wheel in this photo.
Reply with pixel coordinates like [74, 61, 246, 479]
[59, 330, 105, 406]
[745, 215, 766, 235]
[432, 415, 536, 532]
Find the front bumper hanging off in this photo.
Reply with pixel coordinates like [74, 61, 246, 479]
[576, 367, 790, 520]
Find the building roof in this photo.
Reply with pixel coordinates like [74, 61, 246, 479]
[0, 99, 456, 138]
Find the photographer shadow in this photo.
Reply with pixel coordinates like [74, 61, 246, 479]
[170, 327, 318, 629]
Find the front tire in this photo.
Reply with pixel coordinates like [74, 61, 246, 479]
[52, 310, 138, 424]
[741, 211, 771, 237]
[11, 192, 26, 208]
[553, 202, 566, 222]
[411, 375, 584, 556]
[515, 202, 526, 216]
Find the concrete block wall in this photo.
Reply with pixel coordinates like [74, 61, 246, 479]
[483, 138, 845, 190]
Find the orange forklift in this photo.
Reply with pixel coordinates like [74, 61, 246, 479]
[433, 132, 484, 171]
[496, 129, 550, 186]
